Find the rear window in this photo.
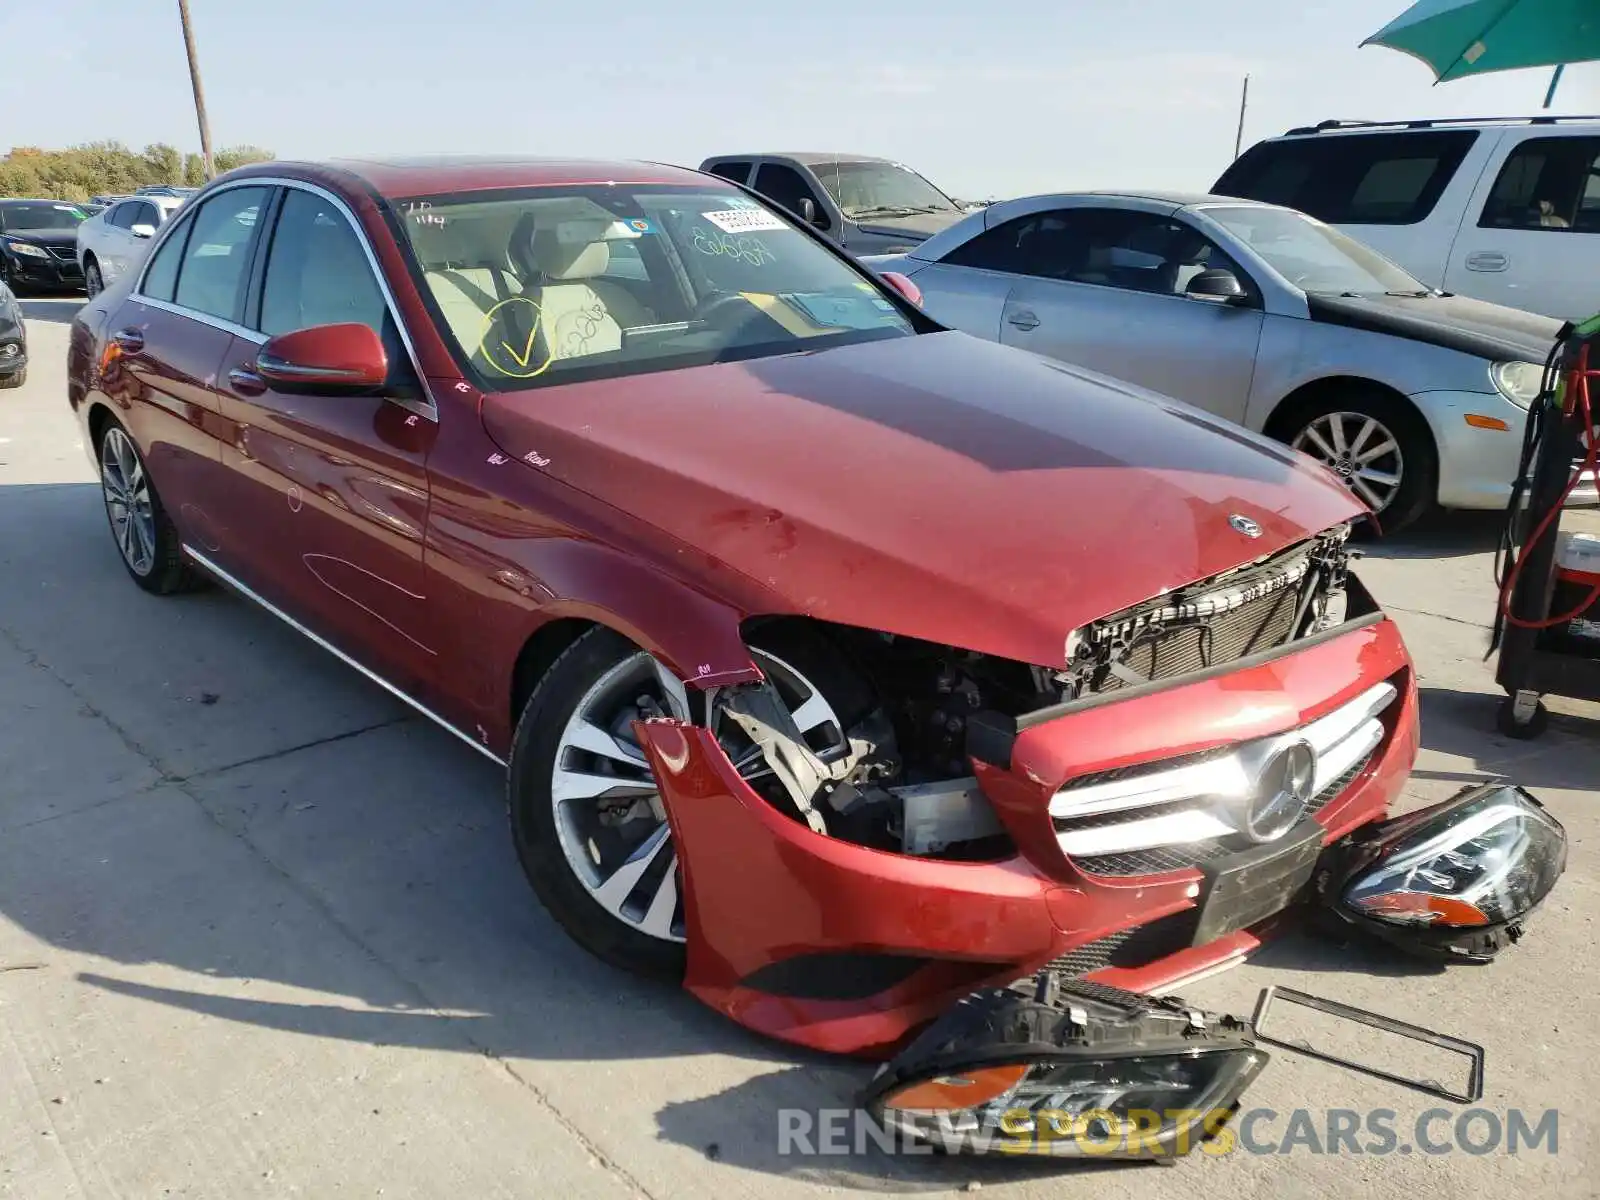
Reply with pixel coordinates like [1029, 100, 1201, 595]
[1214, 130, 1478, 226]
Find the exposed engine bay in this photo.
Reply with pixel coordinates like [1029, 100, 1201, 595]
[712, 522, 1359, 859]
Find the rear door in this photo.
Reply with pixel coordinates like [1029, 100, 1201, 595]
[989, 207, 1264, 422]
[96, 185, 273, 553]
[212, 183, 438, 695]
[98, 202, 139, 283]
[1444, 132, 1600, 321]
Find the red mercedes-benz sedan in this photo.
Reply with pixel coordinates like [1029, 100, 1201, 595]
[67, 156, 1419, 1056]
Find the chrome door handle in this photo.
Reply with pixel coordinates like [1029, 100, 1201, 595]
[1007, 310, 1040, 330]
[1465, 251, 1508, 272]
[228, 366, 267, 396]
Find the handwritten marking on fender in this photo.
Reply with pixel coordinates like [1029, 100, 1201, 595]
[697, 663, 712, 677]
[523, 450, 551, 468]
[405, 414, 419, 426]
[287, 486, 303, 513]
[455, 382, 472, 393]
[487, 453, 509, 465]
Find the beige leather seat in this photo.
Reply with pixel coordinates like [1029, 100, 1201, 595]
[425, 266, 520, 356]
[522, 221, 652, 362]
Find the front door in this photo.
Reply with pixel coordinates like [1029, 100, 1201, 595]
[212, 185, 438, 696]
[995, 208, 1264, 423]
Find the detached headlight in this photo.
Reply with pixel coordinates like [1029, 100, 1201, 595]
[1490, 360, 1546, 408]
[1317, 782, 1566, 962]
[861, 980, 1266, 1158]
[4, 240, 51, 259]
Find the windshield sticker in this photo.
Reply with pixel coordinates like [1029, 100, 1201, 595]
[725, 196, 761, 210]
[700, 208, 787, 235]
[690, 226, 777, 266]
[621, 217, 655, 235]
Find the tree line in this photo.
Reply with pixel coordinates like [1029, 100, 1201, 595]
[0, 142, 276, 201]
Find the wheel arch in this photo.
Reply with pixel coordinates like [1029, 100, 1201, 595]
[1263, 375, 1434, 450]
[85, 399, 116, 450]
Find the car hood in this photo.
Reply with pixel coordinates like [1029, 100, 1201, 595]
[480, 332, 1363, 668]
[851, 210, 966, 242]
[2, 229, 77, 249]
[1305, 291, 1562, 363]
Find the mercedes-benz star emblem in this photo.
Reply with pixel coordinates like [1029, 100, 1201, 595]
[1243, 741, 1317, 843]
[1229, 513, 1263, 538]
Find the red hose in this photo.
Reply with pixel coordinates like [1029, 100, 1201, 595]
[1498, 347, 1600, 630]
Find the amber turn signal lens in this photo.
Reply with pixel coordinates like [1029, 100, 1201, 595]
[1464, 414, 1511, 431]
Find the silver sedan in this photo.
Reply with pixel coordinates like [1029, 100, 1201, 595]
[866, 191, 1590, 531]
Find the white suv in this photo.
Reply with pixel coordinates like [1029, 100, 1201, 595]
[75, 194, 186, 298]
[1214, 116, 1600, 323]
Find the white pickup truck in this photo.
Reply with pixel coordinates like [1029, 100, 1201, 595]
[698, 153, 970, 257]
[1214, 115, 1600, 322]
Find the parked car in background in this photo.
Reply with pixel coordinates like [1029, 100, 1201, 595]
[0, 278, 26, 389]
[0, 198, 88, 294]
[698, 152, 967, 256]
[1214, 116, 1600, 323]
[865, 190, 1575, 531]
[66, 156, 1415, 1054]
[76, 193, 187, 297]
[135, 185, 198, 199]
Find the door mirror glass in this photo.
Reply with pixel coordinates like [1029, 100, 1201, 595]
[1185, 268, 1248, 302]
[256, 322, 388, 393]
[130, 223, 157, 240]
[799, 197, 820, 226]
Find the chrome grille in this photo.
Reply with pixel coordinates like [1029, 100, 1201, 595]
[45, 245, 77, 262]
[1051, 680, 1398, 876]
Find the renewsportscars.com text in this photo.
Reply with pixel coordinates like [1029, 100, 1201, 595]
[777, 1107, 1560, 1157]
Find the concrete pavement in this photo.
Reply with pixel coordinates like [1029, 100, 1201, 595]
[1, 300, 1596, 1198]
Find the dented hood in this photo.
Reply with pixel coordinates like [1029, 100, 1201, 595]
[480, 332, 1363, 668]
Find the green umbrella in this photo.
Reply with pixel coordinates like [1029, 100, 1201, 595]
[1363, 0, 1600, 82]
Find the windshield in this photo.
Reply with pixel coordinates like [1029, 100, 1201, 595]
[813, 161, 959, 218]
[1200, 205, 1430, 296]
[395, 184, 915, 390]
[0, 202, 88, 233]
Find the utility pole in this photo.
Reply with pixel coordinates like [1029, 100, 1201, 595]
[178, 0, 215, 179]
[1233, 75, 1251, 161]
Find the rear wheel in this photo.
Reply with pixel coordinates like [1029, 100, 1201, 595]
[1277, 388, 1437, 534]
[97, 419, 196, 594]
[507, 623, 873, 978]
[84, 258, 104, 299]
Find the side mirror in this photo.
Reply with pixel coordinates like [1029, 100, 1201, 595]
[799, 197, 829, 229]
[1185, 268, 1248, 303]
[130, 224, 157, 240]
[256, 322, 388, 394]
[879, 270, 923, 308]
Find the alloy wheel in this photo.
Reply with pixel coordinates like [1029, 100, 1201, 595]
[100, 426, 156, 576]
[85, 261, 103, 299]
[1292, 410, 1404, 513]
[550, 648, 846, 943]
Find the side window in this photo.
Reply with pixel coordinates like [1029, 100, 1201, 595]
[259, 188, 387, 336]
[753, 163, 827, 227]
[130, 202, 158, 230]
[139, 217, 191, 302]
[707, 161, 753, 184]
[173, 186, 270, 322]
[1214, 131, 1478, 225]
[107, 203, 135, 230]
[1480, 137, 1600, 232]
[1068, 211, 1244, 296]
[941, 214, 1039, 273]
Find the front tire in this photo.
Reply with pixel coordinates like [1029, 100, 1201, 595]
[507, 622, 874, 978]
[1276, 388, 1438, 534]
[97, 418, 196, 594]
[84, 258, 104, 299]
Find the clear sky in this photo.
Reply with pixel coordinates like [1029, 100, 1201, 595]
[4, 0, 1598, 199]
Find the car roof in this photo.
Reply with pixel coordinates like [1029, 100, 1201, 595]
[1081, 188, 1256, 208]
[1272, 115, 1600, 138]
[233, 155, 722, 201]
[705, 152, 894, 166]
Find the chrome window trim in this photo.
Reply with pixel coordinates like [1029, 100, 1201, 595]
[133, 174, 439, 421]
[183, 545, 505, 767]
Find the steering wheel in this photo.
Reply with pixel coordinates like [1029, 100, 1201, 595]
[694, 291, 754, 326]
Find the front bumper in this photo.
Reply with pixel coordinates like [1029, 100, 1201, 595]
[0, 323, 24, 377]
[2, 246, 83, 291]
[636, 610, 1418, 1057]
[1417, 388, 1599, 510]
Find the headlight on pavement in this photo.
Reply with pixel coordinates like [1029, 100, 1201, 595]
[4, 240, 51, 259]
[862, 980, 1267, 1158]
[1490, 360, 1546, 408]
[1317, 782, 1567, 962]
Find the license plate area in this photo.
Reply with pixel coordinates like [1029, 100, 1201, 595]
[1190, 818, 1323, 946]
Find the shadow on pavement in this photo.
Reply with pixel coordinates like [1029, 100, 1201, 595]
[19, 297, 83, 324]
[1358, 509, 1503, 561]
